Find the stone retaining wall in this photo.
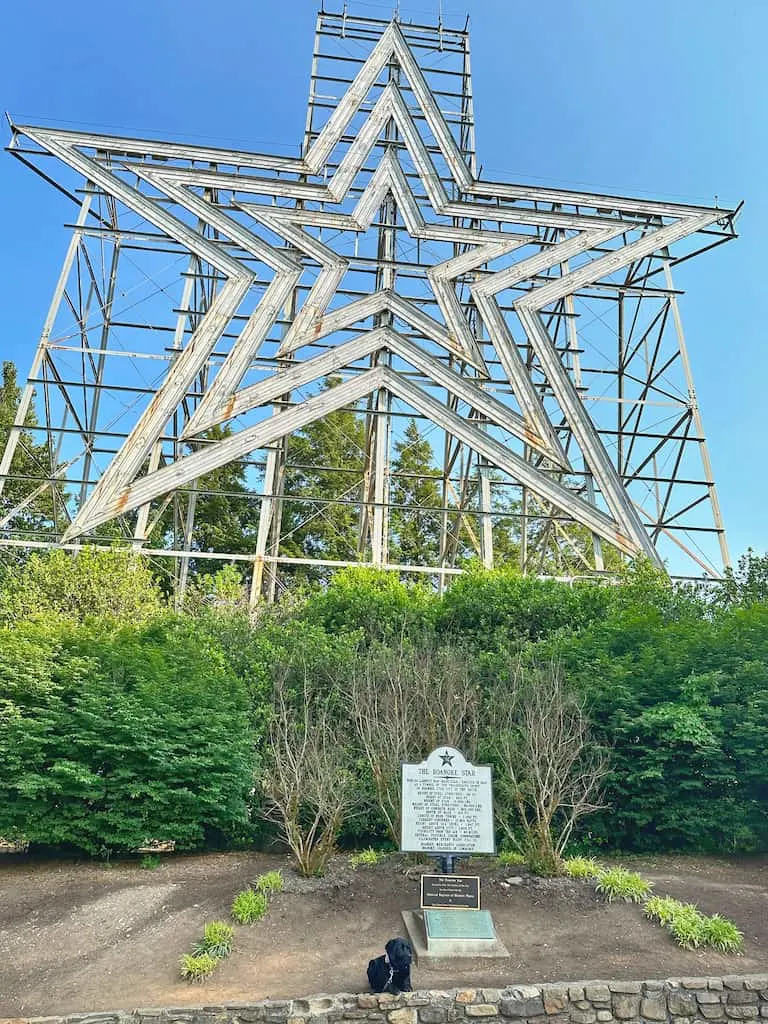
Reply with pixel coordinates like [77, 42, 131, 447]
[6, 976, 768, 1024]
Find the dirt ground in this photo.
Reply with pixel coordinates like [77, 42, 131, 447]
[1, 851, 766, 1019]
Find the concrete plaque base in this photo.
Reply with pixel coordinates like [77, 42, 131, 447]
[402, 909, 509, 961]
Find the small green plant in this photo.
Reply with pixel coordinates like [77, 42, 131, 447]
[194, 920, 234, 959]
[180, 952, 218, 982]
[232, 888, 268, 925]
[667, 902, 707, 950]
[497, 850, 525, 867]
[701, 913, 744, 954]
[140, 854, 161, 870]
[595, 866, 653, 903]
[349, 848, 384, 869]
[643, 895, 743, 953]
[644, 894, 680, 926]
[255, 869, 284, 896]
[563, 856, 601, 879]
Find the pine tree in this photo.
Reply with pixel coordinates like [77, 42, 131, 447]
[0, 360, 61, 536]
[489, 481, 522, 566]
[389, 419, 441, 565]
[146, 423, 259, 581]
[280, 377, 366, 564]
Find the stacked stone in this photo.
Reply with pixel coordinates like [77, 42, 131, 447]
[8, 976, 768, 1024]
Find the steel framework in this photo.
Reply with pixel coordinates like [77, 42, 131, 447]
[0, 7, 740, 598]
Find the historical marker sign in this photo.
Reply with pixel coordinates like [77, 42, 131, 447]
[420, 874, 480, 910]
[400, 746, 495, 854]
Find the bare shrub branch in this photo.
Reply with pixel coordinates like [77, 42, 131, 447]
[262, 668, 356, 876]
[488, 658, 609, 874]
[347, 638, 479, 846]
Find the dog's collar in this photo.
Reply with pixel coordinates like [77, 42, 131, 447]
[384, 955, 393, 987]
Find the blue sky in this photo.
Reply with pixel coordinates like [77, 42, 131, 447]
[1, 0, 766, 564]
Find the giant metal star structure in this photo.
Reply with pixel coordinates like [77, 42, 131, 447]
[10, 19, 736, 568]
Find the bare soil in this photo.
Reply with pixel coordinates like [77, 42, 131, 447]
[1, 851, 766, 1019]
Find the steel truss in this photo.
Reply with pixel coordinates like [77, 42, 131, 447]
[0, 7, 740, 597]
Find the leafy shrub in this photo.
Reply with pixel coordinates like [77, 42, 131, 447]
[232, 888, 268, 925]
[140, 854, 161, 870]
[497, 850, 525, 867]
[180, 952, 218, 982]
[563, 856, 601, 879]
[302, 567, 437, 642]
[194, 920, 234, 959]
[0, 547, 165, 626]
[595, 866, 653, 903]
[438, 566, 612, 646]
[701, 913, 743, 953]
[558, 597, 768, 856]
[255, 869, 284, 895]
[349, 848, 384, 868]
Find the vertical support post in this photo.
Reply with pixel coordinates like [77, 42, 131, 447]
[177, 480, 199, 605]
[662, 259, 731, 571]
[617, 292, 625, 477]
[251, 436, 288, 604]
[478, 463, 493, 568]
[563, 260, 604, 571]
[133, 442, 163, 547]
[361, 49, 398, 565]
[459, 31, 477, 182]
[80, 231, 121, 506]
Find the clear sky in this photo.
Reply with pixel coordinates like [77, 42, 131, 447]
[1, 0, 766, 564]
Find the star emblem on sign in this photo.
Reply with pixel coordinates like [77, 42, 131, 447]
[12, 18, 728, 561]
[440, 751, 455, 767]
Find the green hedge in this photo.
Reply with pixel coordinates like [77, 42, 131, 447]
[0, 617, 255, 855]
[1, 553, 767, 856]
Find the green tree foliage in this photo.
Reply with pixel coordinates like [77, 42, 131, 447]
[183, 426, 258, 556]
[715, 548, 768, 608]
[0, 547, 165, 626]
[280, 377, 365, 565]
[0, 360, 61, 535]
[155, 424, 258, 580]
[437, 563, 613, 646]
[0, 617, 255, 855]
[301, 565, 437, 641]
[488, 482, 522, 566]
[389, 419, 441, 565]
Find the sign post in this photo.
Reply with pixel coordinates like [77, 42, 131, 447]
[399, 746, 508, 960]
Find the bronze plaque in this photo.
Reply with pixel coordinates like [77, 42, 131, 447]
[420, 873, 480, 910]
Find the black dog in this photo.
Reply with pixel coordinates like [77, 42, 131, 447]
[367, 937, 413, 994]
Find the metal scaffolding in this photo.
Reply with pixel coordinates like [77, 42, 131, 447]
[0, 7, 740, 598]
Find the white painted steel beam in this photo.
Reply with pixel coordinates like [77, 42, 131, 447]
[381, 369, 640, 556]
[64, 361, 638, 555]
[68, 369, 387, 530]
[61, 276, 253, 540]
[515, 212, 721, 310]
[428, 237, 530, 375]
[14, 123, 306, 173]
